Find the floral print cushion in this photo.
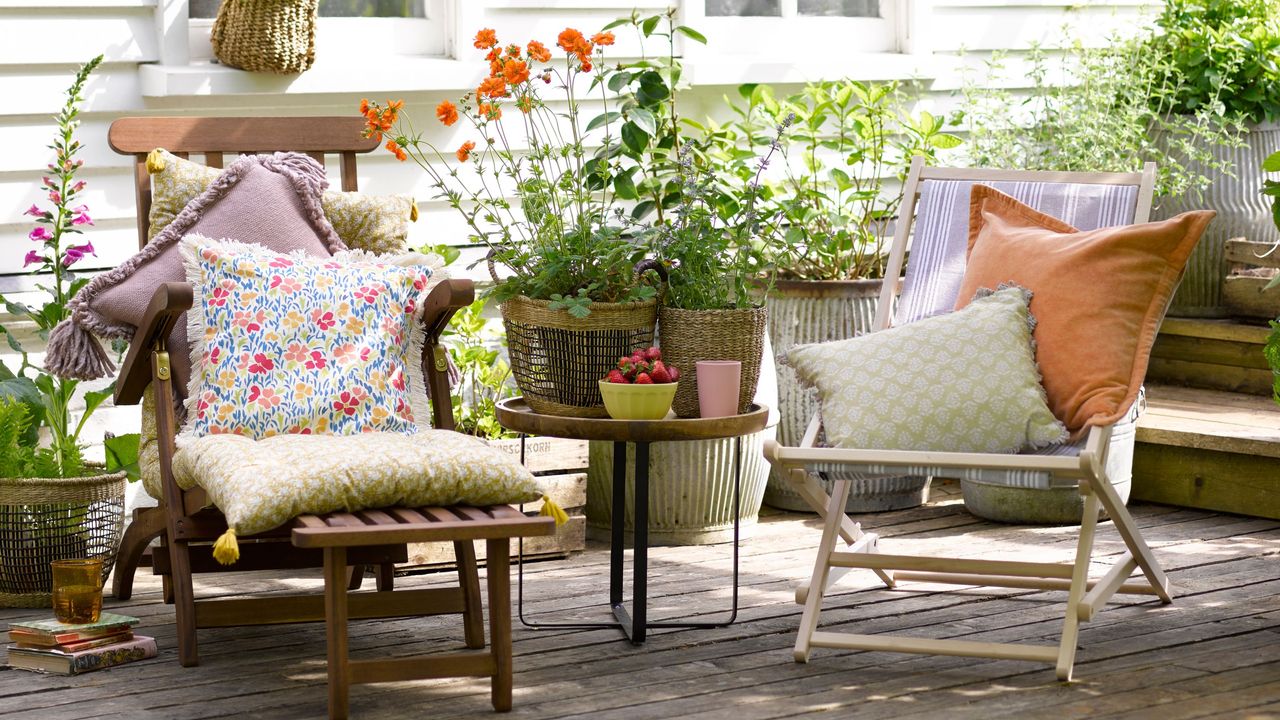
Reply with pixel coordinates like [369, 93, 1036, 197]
[148, 148, 416, 254]
[180, 236, 431, 439]
[172, 430, 543, 539]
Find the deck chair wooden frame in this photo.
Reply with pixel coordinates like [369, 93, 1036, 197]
[765, 157, 1172, 681]
[105, 117, 553, 718]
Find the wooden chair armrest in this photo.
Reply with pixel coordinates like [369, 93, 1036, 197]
[114, 282, 193, 406]
[419, 279, 475, 431]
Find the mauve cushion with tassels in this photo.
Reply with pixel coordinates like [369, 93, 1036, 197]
[45, 153, 347, 394]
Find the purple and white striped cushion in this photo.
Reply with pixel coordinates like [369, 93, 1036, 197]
[895, 180, 1139, 326]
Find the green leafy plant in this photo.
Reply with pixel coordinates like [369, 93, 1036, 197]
[1, 55, 137, 479]
[1262, 150, 1280, 406]
[652, 119, 791, 311]
[961, 37, 1242, 201]
[591, 9, 706, 223]
[1148, 0, 1280, 124]
[705, 80, 960, 281]
[363, 25, 660, 316]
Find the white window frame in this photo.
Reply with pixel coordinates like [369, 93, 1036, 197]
[681, 0, 916, 59]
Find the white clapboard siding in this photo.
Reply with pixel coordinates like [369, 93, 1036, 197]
[0, 8, 158, 65]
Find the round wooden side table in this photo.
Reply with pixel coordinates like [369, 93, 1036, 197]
[496, 398, 769, 644]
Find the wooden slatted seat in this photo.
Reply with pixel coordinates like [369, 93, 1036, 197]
[104, 116, 555, 719]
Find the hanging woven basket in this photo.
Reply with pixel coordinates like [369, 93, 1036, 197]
[658, 305, 767, 418]
[212, 0, 318, 75]
[0, 468, 126, 608]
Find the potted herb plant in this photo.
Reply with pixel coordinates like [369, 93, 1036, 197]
[0, 56, 133, 607]
[1146, 0, 1280, 316]
[702, 80, 959, 512]
[363, 26, 660, 418]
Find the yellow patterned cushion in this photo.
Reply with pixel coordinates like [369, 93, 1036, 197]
[147, 148, 415, 255]
[172, 431, 543, 540]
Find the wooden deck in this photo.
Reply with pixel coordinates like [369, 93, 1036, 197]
[3, 480, 1280, 720]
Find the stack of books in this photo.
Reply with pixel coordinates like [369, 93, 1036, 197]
[7, 612, 156, 675]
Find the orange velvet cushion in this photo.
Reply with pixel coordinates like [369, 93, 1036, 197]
[955, 185, 1214, 437]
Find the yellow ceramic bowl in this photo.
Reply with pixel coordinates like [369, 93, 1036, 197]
[598, 380, 678, 420]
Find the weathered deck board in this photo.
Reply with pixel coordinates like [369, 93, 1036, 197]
[2, 481, 1279, 720]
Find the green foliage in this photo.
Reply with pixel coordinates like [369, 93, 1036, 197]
[1267, 320, 1280, 407]
[707, 80, 960, 281]
[1264, 150, 1280, 268]
[960, 38, 1242, 201]
[1148, 0, 1280, 124]
[1, 55, 122, 480]
[103, 432, 141, 482]
[0, 399, 37, 478]
[440, 298, 518, 439]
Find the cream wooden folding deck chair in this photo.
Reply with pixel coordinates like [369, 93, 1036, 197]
[764, 158, 1172, 681]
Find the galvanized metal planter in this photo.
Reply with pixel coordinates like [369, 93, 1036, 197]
[1160, 121, 1280, 318]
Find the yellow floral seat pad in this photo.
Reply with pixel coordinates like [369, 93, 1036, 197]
[171, 430, 543, 541]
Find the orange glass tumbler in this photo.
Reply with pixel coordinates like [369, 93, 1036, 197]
[51, 558, 104, 624]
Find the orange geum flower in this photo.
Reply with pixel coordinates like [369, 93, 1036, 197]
[385, 140, 407, 162]
[557, 28, 585, 53]
[456, 140, 476, 163]
[436, 100, 459, 126]
[474, 28, 498, 50]
[527, 40, 551, 63]
[516, 95, 534, 114]
[478, 75, 508, 98]
[359, 98, 370, 114]
[591, 31, 615, 46]
[478, 103, 502, 121]
[580, 59, 593, 73]
[506, 44, 522, 58]
[502, 59, 530, 85]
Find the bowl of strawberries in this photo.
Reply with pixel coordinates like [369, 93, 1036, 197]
[598, 347, 681, 420]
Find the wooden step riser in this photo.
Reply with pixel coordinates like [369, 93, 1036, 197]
[1132, 443, 1280, 520]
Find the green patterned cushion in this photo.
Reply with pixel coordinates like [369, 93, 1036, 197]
[147, 148, 415, 255]
[785, 286, 1067, 454]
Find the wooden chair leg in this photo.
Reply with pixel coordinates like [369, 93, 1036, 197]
[167, 537, 200, 667]
[486, 538, 512, 713]
[112, 508, 165, 601]
[324, 546, 350, 720]
[795, 478, 853, 663]
[787, 468, 895, 591]
[1091, 472, 1173, 603]
[1057, 489, 1101, 682]
[375, 562, 395, 592]
[346, 565, 365, 591]
[455, 540, 485, 650]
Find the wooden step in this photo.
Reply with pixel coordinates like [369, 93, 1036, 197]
[1133, 384, 1280, 519]
[1147, 318, 1273, 396]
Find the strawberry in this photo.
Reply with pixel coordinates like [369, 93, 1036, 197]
[650, 361, 672, 384]
[644, 346, 662, 362]
[634, 372, 653, 384]
[618, 356, 632, 369]
[606, 369, 628, 384]
[668, 365, 680, 382]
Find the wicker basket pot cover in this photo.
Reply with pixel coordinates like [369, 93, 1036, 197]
[212, 0, 318, 74]
[1157, 121, 1280, 318]
[658, 305, 766, 419]
[0, 469, 126, 608]
[501, 295, 658, 418]
[762, 279, 928, 513]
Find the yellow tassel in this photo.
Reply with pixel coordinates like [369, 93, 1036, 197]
[145, 148, 166, 174]
[539, 495, 569, 526]
[212, 528, 239, 565]
[409, 201, 419, 222]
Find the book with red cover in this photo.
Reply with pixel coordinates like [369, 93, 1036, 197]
[8, 635, 157, 675]
[12, 630, 134, 653]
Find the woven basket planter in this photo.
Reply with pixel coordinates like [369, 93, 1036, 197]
[501, 295, 658, 418]
[212, 0, 318, 74]
[0, 468, 126, 608]
[658, 306, 767, 419]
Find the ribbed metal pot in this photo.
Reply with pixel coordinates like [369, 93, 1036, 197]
[762, 279, 927, 513]
[1159, 121, 1280, 318]
[585, 336, 779, 545]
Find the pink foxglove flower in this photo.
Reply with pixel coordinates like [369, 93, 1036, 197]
[62, 241, 95, 267]
[28, 226, 52, 242]
[41, 176, 55, 188]
[23, 250, 44, 267]
[70, 180, 86, 193]
[70, 205, 92, 226]
[23, 204, 42, 217]
[48, 190, 61, 204]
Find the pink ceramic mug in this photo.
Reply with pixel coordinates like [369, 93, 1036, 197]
[696, 360, 742, 418]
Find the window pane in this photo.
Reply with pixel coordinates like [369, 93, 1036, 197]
[190, 1, 426, 19]
[797, 0, 879, 17]
[705, 0, 782, 17]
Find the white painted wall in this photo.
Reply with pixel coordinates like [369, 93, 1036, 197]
[0, 0, 1157, 446]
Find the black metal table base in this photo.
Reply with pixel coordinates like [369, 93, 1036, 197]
[518, 436, 743, 643]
